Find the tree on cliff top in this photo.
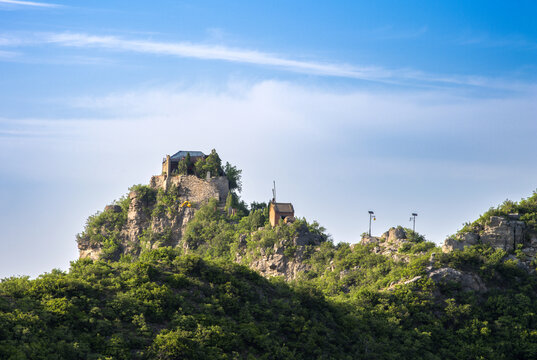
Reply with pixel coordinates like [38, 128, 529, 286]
[224, 162, 242, 193]
[194, 149, 223, 178]
[175, 152, 190, 175]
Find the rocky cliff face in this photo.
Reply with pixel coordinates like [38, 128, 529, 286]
[442, 215, 537, 269]
[77, 175, 229, 260]
[237, 226, 324, 280]
[443, 215, 527, 253]
[76, 171, 333, 281]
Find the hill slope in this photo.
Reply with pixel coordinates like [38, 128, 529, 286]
[5, 160, 537, 358]
[3, 239, 537, 359]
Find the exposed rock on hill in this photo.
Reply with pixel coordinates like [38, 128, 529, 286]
[238, 225, 324, 280]
[359, 227, 414, 263]
[76, 172, 329, 281]
[442, 215, 537, 269]
[443, 215, 527, 253]
[77, 175, 229, 260]
[428, 267, 487, 293]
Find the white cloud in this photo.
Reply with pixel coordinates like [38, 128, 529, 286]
[0, 49, 18, 58]
[45, 33, 392, 81]
[38, 32, 524, 89]
[2, 80, 537, 278]
[0, 0, 59, 8]
[0, 31, 532, 89]
[457, 32, 537, 50]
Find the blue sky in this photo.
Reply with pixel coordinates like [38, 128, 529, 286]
[1, 0, 536, 278]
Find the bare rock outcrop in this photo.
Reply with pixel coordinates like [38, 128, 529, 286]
[382, 227, 407, 242]
[240, 227, 324, 280]
[480, 216, 525, 252]
[78, 174, 229, 260]
[441, 215, 537, 272]
[77, 241, 102, 261]
[442, 232, 479, 252]
[443, 215, 527, 253]
[360, 227, 411, 262]
[428, 267, 487, 292]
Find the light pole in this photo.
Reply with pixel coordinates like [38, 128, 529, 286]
[410, 213, 418, 233]
[368, 211, 375, 236]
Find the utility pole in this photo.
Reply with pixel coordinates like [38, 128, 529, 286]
[410, 213, 418, 233]
[368, 211, 375, 236]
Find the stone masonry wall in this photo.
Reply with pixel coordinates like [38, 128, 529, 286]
[150, 175, 229, 205]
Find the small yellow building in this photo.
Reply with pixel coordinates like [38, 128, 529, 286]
[269, 201, 295, 227]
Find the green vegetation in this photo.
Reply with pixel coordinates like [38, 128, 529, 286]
[22, 187, 537, 358]
[75, 195, 132, 261]
[0, 253, 359, 359]
[76, 185, 158, 261]
[182, 199, 316, 262]
[174, 152, 190, 175]
[11, 161, 537, 358]
[224, 162, 242, 193]
[169, 150, 241, 188]
[4, 241, 537, 358]
[194, 149, 224, 179]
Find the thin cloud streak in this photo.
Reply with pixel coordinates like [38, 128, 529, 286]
[45, 33, 391, 81]
[42, 32, 513, 89]
[0, 0, 59, 7]
[0, 49, 19, 58]
[456, 32, 537, 50]
[0, 31, 529, 89]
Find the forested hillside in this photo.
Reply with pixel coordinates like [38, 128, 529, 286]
[3, 235, 537, 358]
[4, 158, 537, 359]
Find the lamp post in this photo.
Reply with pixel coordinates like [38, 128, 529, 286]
[410, 213, 418, 233]
[368, 211, 375, 236]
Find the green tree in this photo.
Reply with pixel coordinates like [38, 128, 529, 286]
[204, 149, 223, 177]
[250, 202, 267, 212]
[176, 159, 188, 175]
[224, 162, 242, 193]
[195, 149, 223, 178]
[176, 152, 191, 175]
[194, 157, 206, 177]
[225, 191, 235, 212]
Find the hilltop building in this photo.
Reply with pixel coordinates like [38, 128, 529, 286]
[162, 150, 205, 176]
[269, 201, 295, 227]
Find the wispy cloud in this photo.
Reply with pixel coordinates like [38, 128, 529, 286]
[40, 32, 520, 89]
[0, 0, 60, 8]
[0, 49, 19, 58]
[45, 33, 394, 82]
[0, 31, 531, 90]
[2, 80, 537, 251]
[457, 32, 537, 50]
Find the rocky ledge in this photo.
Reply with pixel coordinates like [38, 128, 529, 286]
[442, 215, 537, 270]
[236, 225, 324, 280]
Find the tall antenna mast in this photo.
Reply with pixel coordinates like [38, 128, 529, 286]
[272, 180, 276, 202]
